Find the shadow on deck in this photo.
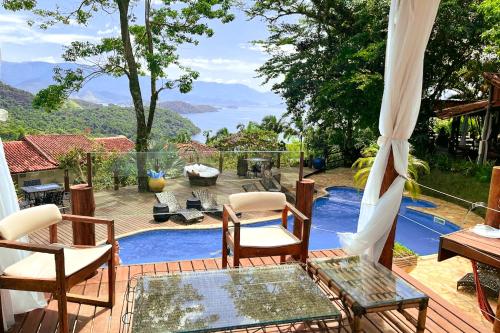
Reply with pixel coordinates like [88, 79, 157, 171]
[7, 250, 488, 333]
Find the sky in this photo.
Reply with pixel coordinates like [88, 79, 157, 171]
[0, 1, 275, 91]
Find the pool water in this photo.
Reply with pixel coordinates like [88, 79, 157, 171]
[118, 187, 460, 264]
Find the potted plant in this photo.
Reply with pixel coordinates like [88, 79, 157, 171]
[147, 170, 166, 192]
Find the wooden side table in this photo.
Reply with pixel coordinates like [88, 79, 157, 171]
[308, 256, 429, 333]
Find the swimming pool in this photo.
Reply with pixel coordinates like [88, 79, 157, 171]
[118, 187, 460, 264]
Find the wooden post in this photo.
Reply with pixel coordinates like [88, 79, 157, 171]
[277, 152, 281, 169]
[63, 169, 70, 192]
[477, 84, 494, 164]
[86, 153, 93, 188]
[293, 179, 315, 261]
[485, 166, 500, 229]
[218, 151, 223, 173]
[378, 150, 400, 269]
[299, 151, 304, 181]
[70, 184, 96, 245]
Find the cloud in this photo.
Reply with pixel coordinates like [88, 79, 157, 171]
[179, 58, 261, 74]
[0, 14, 100, 46]
[239, 43, 266, 53]
[97, 26, 119, 36]
[31, 56, 60, 63]
[239, 42, 295, 55]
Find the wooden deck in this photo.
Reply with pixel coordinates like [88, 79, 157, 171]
[8, 250, 489, 333]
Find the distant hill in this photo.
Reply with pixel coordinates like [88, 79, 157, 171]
[0, 61, 282, 107]
[158, 101, 218, 114]
[0, 82, 199, 141]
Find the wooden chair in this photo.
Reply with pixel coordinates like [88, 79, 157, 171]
[222, 192, 310, 268]
[0, 204, 115, 333]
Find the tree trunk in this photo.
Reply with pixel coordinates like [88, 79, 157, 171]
[117, 0, 149, 192]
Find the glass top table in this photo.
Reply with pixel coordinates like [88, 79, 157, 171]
[309, 256, 428, 310]
[125, 264, 340, 333]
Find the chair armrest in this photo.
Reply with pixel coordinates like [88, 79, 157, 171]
[223, 205, 240, 226]
[0, 240, 64, 255]
[62, 214, 113, 225]
[286, 203, 309, 223]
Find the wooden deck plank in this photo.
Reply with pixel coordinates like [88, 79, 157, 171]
[7, 250, 489, 333]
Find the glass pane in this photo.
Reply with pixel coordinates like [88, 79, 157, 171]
[129, 264, 340, 333]
[310, 256, 427, 309]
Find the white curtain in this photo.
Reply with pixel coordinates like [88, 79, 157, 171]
[0, 137, 46, 330]
[338, 0, 440, 261]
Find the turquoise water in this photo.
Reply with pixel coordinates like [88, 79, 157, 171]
[118, 187, 460, 264]
[184, 106, 285, 142]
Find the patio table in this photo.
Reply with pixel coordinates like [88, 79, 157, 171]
[123, 264, 340, 333]
[21, 183, 62, 206]
[308, 256, 429, 333]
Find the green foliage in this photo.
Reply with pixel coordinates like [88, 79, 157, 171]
[352, 143, 430, 198]
[56, 147, 87, 183]
[248, 0, 499, 159]
[393, 243, 417, 258]
[0, 82, 198, 141]
[427, 153, 494, 183]
[210, 127, 279, 151]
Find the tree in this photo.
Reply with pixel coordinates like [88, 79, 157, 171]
[4, 0, 234, 191]
[248, 0, 498, 161]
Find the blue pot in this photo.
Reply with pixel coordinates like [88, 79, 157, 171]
[312, 157, 326, 170]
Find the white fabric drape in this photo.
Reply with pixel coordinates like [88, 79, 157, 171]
[0, 137, 46, 330]
[338, 0, 440, 261]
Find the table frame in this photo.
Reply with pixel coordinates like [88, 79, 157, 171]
[308, 260, 429, 333]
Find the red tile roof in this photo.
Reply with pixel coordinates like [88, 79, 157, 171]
[175, 141, 219, 159]
[94, 136, 135, 152]
[3, 140, 57, 173]
[24, 134, 95, 164]
[4, 134, 135, 174]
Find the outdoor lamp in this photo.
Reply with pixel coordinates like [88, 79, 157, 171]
[0, 108, 7, 122]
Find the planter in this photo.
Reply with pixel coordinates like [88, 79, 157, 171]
[312, 157, 326, 170]
[148, 177, 166, 193]
[393, 255, 418, 273]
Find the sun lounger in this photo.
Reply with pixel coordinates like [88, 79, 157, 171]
[192, 189, 223, 217]
[260, 176, 281, 192]
[242, 183, 260, 192]
[155, 192, 204, 223]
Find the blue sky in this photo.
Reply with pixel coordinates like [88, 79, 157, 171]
[0, 1, 275, 91]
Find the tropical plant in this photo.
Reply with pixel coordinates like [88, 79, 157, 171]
[56, 147, 87, 184]
[352, 143, 430, 198]
[4, 0, 234, 191]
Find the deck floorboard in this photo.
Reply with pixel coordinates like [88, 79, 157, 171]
[7, 250, 488, 333]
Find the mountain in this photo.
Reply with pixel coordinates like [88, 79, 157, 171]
[0, 61, 282, 107]
[0, 82, 199, 141]
[158, 101, 218, 114]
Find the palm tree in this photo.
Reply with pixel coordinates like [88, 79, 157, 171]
[202, 130, 212, 143]
[352, 143, 430, 198]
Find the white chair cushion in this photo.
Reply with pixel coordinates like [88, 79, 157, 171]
[3, 244, 112, 279]
[0, 204, 61, 240]
[183, 164, 220, 178]
[229, 226, 300, 248]
[229, 192, 286, 212]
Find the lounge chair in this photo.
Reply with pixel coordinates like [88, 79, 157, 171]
[242, 183, 260, 192]
[191, 189, 223, 217]
[260, 176, 281, 192]
[457, 263, 499, 297]
[155, 192, 204, 223]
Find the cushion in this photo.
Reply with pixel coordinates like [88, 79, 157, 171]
[229, 226, 300, 248]
[229, 192, 286, 212]
[183, 164, 220, 178]
[3, 244, 112, 279]
[0, 204, 61, 240]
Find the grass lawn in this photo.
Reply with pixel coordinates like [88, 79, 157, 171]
[419, 168, 490, 211]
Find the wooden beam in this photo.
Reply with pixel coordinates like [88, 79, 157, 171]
[378, 150, 400, 270]
[486, 166, 500, 229]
